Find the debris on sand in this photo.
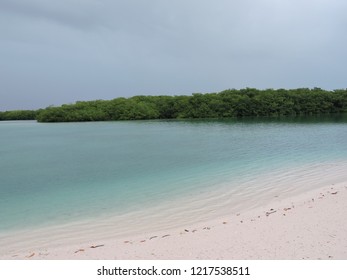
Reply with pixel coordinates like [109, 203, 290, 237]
[90, 244, 104, 249]
[26, 253, 35, 258]
[266, 210, 277, 217]
[74, 249, 85, 254]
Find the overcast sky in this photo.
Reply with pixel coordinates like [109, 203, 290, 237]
[1, 0, 347, 110]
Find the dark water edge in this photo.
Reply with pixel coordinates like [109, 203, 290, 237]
[159, 113, 347, 124]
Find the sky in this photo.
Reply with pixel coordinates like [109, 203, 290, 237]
[1, 0, 347, 111]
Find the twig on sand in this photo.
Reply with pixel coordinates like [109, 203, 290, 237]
[90, 245, 104, 249]
[162, 234, 170, 238]
[266, 210, 277, 217]
[74, 249, 85, 254]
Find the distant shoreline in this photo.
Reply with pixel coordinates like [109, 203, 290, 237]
[1, 88, 346, 122]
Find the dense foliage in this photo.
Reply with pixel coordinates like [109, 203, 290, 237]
[0, 110, 40, 121]
[1, 88, 347, 122]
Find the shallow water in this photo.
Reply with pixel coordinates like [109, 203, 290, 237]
[1, 115, 347, 238]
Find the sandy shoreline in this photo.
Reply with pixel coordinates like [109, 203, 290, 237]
[1, 181, 347, 260]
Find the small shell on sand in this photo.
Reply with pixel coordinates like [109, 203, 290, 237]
[26, 253, 35, 258]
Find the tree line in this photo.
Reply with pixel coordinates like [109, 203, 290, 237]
[1, 88, 347, 122]
[0, 109, 40, 121]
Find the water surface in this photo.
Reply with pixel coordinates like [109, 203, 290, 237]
[1, 115, 347, 237]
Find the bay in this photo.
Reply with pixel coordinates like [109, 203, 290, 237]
[0, 115, 347, 237]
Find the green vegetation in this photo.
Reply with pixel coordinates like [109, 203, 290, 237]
[1, 88, 347, 122]
[0, 109, 40, 121]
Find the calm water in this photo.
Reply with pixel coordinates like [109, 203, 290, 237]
[1, 115, 347, 236]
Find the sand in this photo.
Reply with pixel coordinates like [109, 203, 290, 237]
[1, 181, 347, 260]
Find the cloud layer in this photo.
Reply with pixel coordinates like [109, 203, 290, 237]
[1, 0, 346, 110]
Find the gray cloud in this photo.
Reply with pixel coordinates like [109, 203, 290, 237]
[1, 0, 347, 110]
[0, 0, 103, 31]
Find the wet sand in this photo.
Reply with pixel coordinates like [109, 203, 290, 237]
[2, 181, 347, 260]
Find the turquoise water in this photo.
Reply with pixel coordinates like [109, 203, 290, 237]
[1, 115, 347, 235]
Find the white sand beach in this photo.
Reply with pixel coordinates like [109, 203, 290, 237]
[1, 181, 347, 260]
